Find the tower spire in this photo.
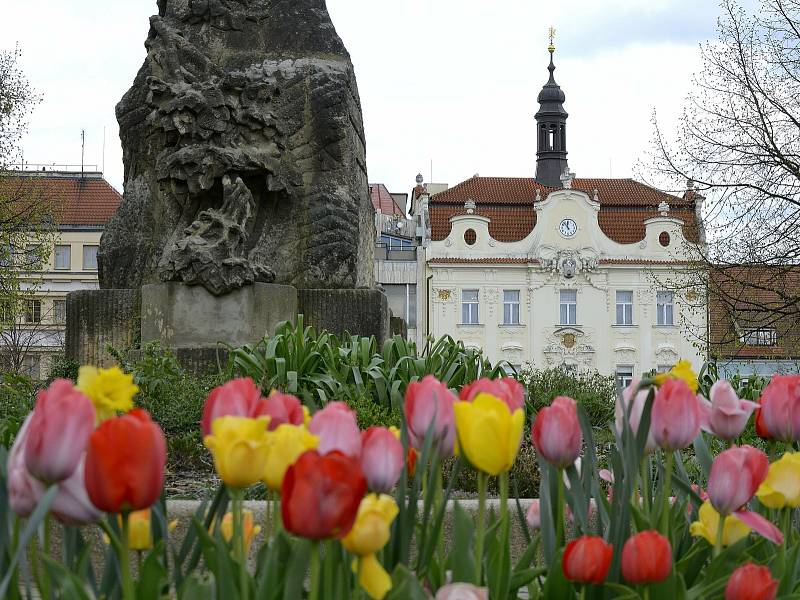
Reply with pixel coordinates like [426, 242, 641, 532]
[535, 28, 569, 188]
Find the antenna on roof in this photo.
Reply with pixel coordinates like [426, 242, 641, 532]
[102, 126, 106, 175]
[81, 130, 85, 178]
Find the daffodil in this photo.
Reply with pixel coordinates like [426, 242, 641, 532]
[262, 424, 319, 490]
[341, 494, 399, 600]
[204, 416, 271, 489]
[453, 393, 525, 475]
[653, 360, 698, 393]
[689, 501, 750, 546]
[756, 452, 800, 509]
[77, 366, 139, 422]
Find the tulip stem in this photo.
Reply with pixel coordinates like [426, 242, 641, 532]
[120, 512, 135, 600]
[231, 489, 248, 599]
[556, 468, 565, 550]
[475, 471, 487, 585]
[310, 541, 321, 600]
[713, 514, 724, 557]
[639, 459, 650, 512]
[659, 452, 674, 537]
[642, 588, 650, 600]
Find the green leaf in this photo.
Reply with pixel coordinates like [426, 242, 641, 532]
[179, 572, 216, 600]
[137, 541, 168, 600]
[449, 502, 476, 583]
[385, 564, 429, 600]
[40, 554, 93, 600]
[541, 548, 573, 600]
[282, 538, 311, 600]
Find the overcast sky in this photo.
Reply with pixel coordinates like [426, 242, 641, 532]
[1, 0, 735, 202]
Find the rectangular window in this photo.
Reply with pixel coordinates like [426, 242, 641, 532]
[82, 245, 99, 270]
[616, 290, 634, 325]
[54, 245, 71, 270]
[740, 328, 777, 346]
[656, 291, 674, 326]
[25, 300, 41, 323]
[407, 284, 417, 328]
[22, 354, 41, 380]
[53, 299, 66, 324]
[503, 290, 520, 325]
[383, 284, 416, 329]
[560, 289, 577, 325]
[616, 366, 634, 391]
[462, 289, 479, 324]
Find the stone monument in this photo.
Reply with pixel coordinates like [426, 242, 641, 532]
[66, 0, 389, 370]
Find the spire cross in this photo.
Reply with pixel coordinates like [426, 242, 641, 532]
[548, 27, 556, 53]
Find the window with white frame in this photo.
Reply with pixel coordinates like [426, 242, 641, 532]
[740, 328, 777, 346]
[503, 290, 520, 325]
[25, 300, 41, 323]
[54, 245, 71, 270]
[53, 299, 66, 324]
[616, 366, 634, 391]
[83, 245, 99, 270]
[656, 291, 674, 326]
[616, 290, 634, 325]
[22, 354, 41, 380]
[560, 289, 577, 325]
[462, 289, 479, 324]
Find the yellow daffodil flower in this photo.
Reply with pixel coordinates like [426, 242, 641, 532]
[262, 424, 319, 490]
[219, 509, 261, 552]
[453, 393, 525, 476]
[756, 452, 800, 509]
[653, 360, 698, 393]
[690, 501, 750, 546]
[204, 416, 271, 489]
[77, 366, 139, 422]
[342, 494, 399, 600]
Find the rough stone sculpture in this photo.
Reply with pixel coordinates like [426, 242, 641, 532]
[99, 0, 374, 295]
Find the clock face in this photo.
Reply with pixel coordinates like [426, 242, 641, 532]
[559, 218, 577, 238]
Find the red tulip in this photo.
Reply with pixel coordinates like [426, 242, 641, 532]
[460, 377, 525, 412]
[360, 427, 404, 493]
[758, 375, 800, 442]
[25, 379, 95, 483]
[308, 402, 361, 457]
[84, 409, 166, 513]
[201, 377, 265, 436]
[700, 380, 759, 441]
[531, 396, 582, 468]
[259, 391, 304, 430]
[562, 535, 613, 584]
[708, 445, 768, 516]
[621, 531, 672, 584]
[725, 563, 778, 600]
[281, 450, 366, 539]
[754, 403, 772, 440]
[407, 446, 418, 477]
[404, 376, 457, 456]
[652, 378, 701, 450]
[616, 379, 656, 452]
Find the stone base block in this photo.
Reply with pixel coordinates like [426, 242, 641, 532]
[66, 289, 141, 367]
[141, 282, 297, 349]
[299, 288, 390, 343]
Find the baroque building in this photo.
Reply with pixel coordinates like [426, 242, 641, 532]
[419, 45, 706, 385]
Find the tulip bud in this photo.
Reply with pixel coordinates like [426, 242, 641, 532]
[708, 445, 768, 516]
[531, 396, 582, 468]
[755, 452, 800, 509]
[651, 378, 701, 451]
[615, 379, 656, 452]
[435, 584, 488, 600]
[308, 402, 362, 458]
[757, 375, 800, 442]
[128, 509, 154, 551]
[701, 380, 759, 441]
[25, 380, 95, 484]
[460, 377, 525, 412]
[360, 427, 404, 493]
[44, 457, 103, 525]
[526, 499, 541, 530]
[621, 531, 672, 584]
[7, 415, 39, 518]
[204, 415, 271, 489]
[201, 377, 265, 436]
[404, 376, 457, 456]
[262, 424, 319, 491]
[725, 563, 778, 600]
[562, 535, 613, 584]
[260, 391, 305, 430]
[690, 501, 751, 547]
[220, 509, 261, 553]
[454, 393, 525, 475]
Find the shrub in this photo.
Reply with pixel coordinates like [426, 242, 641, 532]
[45, 354, 79, 383]
[0, 372, 36, 446]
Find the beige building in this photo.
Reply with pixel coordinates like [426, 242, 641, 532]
[0, 170, 121, 379]
[420, 48, 706, 386]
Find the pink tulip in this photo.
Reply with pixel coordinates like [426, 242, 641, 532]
[33, 456, 103, 525]
[201, 377, 265, 436]
[404, 375, 457, 456]
[758, 375, 800, 442]
[526, 499, 541, 529]
[707, 445, 768, 516]
[259, 391, 305, 430]
[651, 378, 701, 450]
[531, 396, 582, 468]
[24, 379, 95, 484]
[7, 415, 38, 518]
[308, 402, 361, 457]
[615, 379, 656, 452]
[360, 427, 404, 493]
[460, 377, 525, 412]
[435, 583, 488, 600]
[700, 380, 759, 441]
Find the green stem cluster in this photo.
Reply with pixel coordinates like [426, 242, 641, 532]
[120, 512, 135, 600]
[475, 471, 487, 584]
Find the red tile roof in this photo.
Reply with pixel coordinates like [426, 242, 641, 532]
[429, 176, 699, 244]
[370, 183, 406, 217]
[0, 172, 122, 227]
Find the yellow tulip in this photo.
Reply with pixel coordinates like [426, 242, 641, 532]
[77, 366, 139, 422]
[756, 452, 800, 509]
[219, 509, 261, 552]
[453, 393, 525, 476]
[127, 509, 153, 551]
[204, 416, 271, 488]
[262, 424, 319, 490]
[389, 426, 401, 440]
[302, 405, 312, 427]
[653, 360, 698, 393]
[342, 494, 399, 600]
[690, 501, 750, 546]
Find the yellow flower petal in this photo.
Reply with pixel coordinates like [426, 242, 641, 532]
[204, 416, 271, 488]
[454, 394, 523, 476]
[262, 424, 319, 490]
[77, 365, 139, 422]
[357, 554, 392, 600]
[342, 494, 398, 557]
[756, 452, 800, 509]
[690, 501, 750, 546]
[654, 360, 698, 393]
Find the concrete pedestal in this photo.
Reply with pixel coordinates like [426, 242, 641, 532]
[66, 289, 141, 367]
[299, 288, 390, 343]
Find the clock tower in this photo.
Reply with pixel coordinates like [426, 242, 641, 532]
[535, 30, 569, 188]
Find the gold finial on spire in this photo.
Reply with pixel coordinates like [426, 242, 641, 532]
[548, 26, 556, 53]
